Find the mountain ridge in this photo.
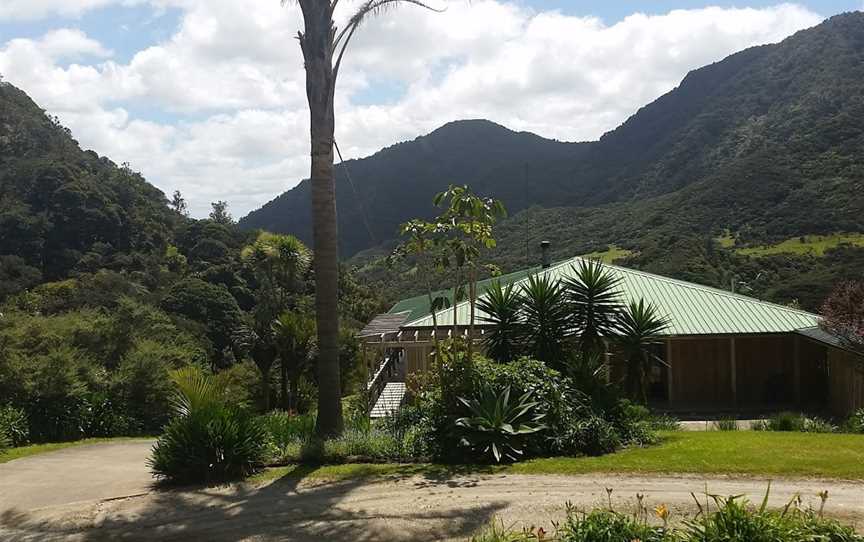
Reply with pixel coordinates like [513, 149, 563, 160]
[186, 13, 864, 309]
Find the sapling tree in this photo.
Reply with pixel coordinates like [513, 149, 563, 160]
[433, 185, 506, 360]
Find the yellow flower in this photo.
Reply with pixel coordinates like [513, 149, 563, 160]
[655, 504, 670, 522]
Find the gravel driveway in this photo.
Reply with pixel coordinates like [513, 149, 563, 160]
[1, 442, 862, 541]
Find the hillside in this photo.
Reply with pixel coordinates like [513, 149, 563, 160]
[241, 12, 864, 310]
[240, 119, 581, 256]
[0, 81, 179, 290]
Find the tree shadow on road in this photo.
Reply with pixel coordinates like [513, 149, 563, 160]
[0, 465, 508, 541]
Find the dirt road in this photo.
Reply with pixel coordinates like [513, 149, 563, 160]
[2, 466, 862, 541]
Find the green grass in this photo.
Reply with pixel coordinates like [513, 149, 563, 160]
[0, 437, 153, 464]
[580, 245, 636, 264]
[731, 233, 864, 257]
[250, 432, 864, 484]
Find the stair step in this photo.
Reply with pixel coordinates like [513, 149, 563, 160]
[370, 382, 407, 418]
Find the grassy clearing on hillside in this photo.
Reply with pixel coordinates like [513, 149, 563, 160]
[251, 432, 864, 484]
[0, 437, 153, 465]
[580, 244, 636, 264]
[731, 233, 864, 257]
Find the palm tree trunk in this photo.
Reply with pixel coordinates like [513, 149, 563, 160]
[299, 2, 343, 437]
[260, 367, 270, 411]
[280, 361, 289, 410]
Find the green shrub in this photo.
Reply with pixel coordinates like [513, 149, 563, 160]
[149, 367, 268, 483]
[751, 419, 770, 431]
[803, 416, 837, 433]
[565, 415, 622, 456]
[0, 405, 30, 447]
[767, 411, 807, 432]
[842, 408, 864, 433]
[22, 347, 97, 442]
[454, 385, 547, 463]
[714, 417, 739, 431]
[752, 412, 837, 433]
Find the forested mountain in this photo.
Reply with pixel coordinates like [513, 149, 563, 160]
[0, 81, 385, 444]
[0, 81, 178, 291]
[241, 119, 581, 257]
[240, 12, 864, 310]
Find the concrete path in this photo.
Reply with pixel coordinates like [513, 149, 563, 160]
[0, 440, 156, 513]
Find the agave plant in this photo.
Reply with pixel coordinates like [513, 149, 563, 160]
[477, 279, 525, 363]
[454, 385, 546, 463]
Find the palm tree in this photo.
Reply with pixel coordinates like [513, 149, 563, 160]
[520, 273, 571, 369]
[273, 311, 317, 413]
[241, 231, 310, 311]
[286, 0, 440, 437]
[615, 299, 670, 404]
[564, 259, 622, 358]
[477, 279, 524, 363]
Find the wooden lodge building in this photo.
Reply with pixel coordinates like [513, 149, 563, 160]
[360, 256, 864, 418]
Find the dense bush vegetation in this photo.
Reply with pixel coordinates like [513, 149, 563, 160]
[473, 490, 863, 542]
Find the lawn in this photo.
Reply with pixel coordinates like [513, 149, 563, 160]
[580, 244, 636, 264]
[252, 432, 864, 484]
[0, 437, 153, 464]
[732, 233, 864, 257]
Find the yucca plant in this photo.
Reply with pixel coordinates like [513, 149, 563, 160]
[520, 273, 571, 369]
[615, 299, 670, 404]
[564, 259, 623, 357]
[149, 367, 268, 484]
[454, 385, 546, 463]
[478, 280, 525, 363]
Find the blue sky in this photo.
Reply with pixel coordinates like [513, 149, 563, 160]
[0, 1, 860, 215]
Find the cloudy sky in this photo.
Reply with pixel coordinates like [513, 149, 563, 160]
[1, 1, 861, 217]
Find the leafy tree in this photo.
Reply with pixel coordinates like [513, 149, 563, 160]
[170, 190, 188, 216]
[820, 281, 864, 353]
[287, 0, 444, 437]
[161, 278, 244, 367]
[209, 200, 234, 225]
[0, 255, 42, 300]
[241, 231, 311, 313]
[433, 184, 506, 358]
[616, 299, 670, 403]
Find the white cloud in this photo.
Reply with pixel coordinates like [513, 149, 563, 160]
[0, 1, 824, 217]
[0, 0, 129, 21]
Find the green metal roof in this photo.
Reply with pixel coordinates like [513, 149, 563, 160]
[398, 257, 820, 336]
[387, 264, 545, 323]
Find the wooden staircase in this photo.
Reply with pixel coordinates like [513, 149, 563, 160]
[370, 382, 407, 418]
